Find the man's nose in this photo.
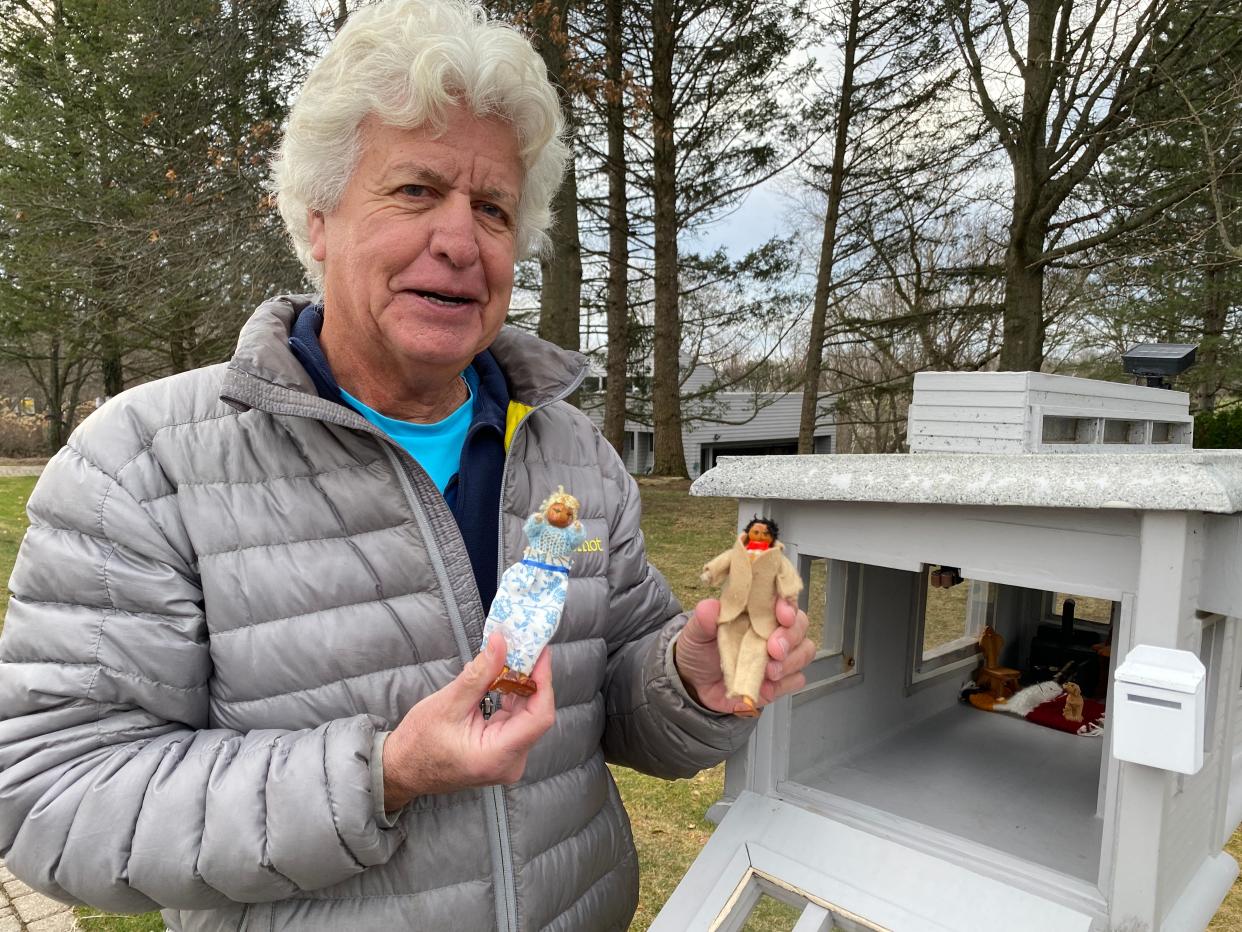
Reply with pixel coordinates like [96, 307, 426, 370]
[429, 195, 481, 268]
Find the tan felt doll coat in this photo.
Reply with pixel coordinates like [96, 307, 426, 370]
[701, 534, 803, 712]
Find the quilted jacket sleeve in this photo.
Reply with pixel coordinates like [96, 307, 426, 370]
[598, 463, 754, 779]
[0, 443, 405, 913]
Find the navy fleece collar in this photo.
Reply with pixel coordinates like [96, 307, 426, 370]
[288, 303, 507, 435]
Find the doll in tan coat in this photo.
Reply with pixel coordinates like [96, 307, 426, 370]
[700, 517, 804, 716]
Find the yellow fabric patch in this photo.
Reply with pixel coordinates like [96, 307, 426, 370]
[504, 401, 535, 452]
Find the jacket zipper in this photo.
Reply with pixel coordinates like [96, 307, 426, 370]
[484, 371, 587, 932]
[378, 444, 516, 931]
[227, 357, 586, 932]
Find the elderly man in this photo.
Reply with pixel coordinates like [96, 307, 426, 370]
[0, 2, 813, 930]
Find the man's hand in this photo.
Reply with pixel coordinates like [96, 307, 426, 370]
[381, 632, 555, 811]
[673, 598, 815, 716]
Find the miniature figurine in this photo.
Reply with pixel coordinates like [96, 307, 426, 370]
[700, 516, 803, 717]
[1062, 682, 1084, 723]
[482, 486, 585, 696]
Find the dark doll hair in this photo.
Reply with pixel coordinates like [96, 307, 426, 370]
[744, 516, 779, 541]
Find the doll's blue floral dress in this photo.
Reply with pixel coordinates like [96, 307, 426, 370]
[483, 514, 586, 676]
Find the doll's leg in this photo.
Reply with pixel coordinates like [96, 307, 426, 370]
[715, 615, 748, 698]
[733, 625, 771, 712]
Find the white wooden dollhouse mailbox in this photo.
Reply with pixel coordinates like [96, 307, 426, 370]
[652, 371, 1242, 932]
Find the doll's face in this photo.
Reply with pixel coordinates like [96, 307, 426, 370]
[747, 522, 773, 545]
[546, 501, 574, 528]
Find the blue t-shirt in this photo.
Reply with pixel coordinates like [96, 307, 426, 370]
[340, 366, 480, 493]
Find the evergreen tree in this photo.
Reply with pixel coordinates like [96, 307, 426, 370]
[795, 0, 963, 453]
[0, 0, 305, 449]
[1090, 0, 1242, 409]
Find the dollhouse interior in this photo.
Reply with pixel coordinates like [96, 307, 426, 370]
[788, 560, 1116, 884]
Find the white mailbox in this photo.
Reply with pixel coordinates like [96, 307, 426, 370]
[1114, 644, 1206, 775]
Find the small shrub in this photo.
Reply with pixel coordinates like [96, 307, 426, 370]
[0, 406, 48, 457]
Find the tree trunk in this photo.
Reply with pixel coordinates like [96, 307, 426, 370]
[100, 304, 123, 397]
[798, 0, 859, 454]
[44, 339, 66, 453]
[538, 152, 582, 354]
[997, 0, 1054, 372]
[533, 0, 582, 361]
[1198, 254, 1227, 411]
[998, 225, 1047, 371]
[168, 305, 191, 373]
[602, 0, 630, 457]
[650, 0, 687, 477]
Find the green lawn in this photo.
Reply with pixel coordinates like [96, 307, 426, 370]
[74, 913, 165, 932]
[0, 474, 1237, 930]
[0, 476, 37, 635]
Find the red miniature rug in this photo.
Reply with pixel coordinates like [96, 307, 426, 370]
[1024, 692, 1106, 736]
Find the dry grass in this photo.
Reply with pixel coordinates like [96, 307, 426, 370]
[925, 581, 970, 651]
[1212, 830, 1242, 931]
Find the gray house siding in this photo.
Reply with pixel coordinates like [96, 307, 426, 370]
[581, 363, 835, 476]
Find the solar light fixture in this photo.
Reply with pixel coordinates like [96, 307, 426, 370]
[1121, 343, 1197, 389]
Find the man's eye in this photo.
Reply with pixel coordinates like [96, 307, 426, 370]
[478, 203, 509, 223]
[400, 184, 429, 198]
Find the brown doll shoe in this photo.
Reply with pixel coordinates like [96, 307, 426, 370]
[490, 667, 537, 696]
[735, 696, 760, 718]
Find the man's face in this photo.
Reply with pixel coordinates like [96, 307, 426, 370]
[747, 523, 773, 545]
[309, 105, 523, 386]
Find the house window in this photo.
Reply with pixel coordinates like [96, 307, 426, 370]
[1050, 592, 1115, 626]
[798, 556, 860, 687]
[1199, 614, 1224, 749]
[582, 375, 604, 393]
[911, 569, 993, 683]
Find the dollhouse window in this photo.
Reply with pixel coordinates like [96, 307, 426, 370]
[911, 570, 993, 683]
[1200, 614, 1225, 748]
[797, 555, 861, 687]
[1049, 592, 1115, 626]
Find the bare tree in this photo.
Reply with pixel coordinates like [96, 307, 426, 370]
[815, 175, 1008, 452]
[601, 0, 631, 454]
[796, 0, 960, 453]
[947, 0, 1239, 370]
[642, 0, 811, 475]
[528, 0, 585, 355]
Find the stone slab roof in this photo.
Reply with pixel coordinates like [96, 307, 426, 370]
[690, 451, 1242, 513]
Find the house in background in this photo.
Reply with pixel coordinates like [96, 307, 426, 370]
[578, 359, 836, 477]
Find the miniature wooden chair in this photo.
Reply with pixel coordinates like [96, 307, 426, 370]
[976, 625, 1021, 700]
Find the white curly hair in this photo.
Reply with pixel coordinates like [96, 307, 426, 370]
[271, 0, 568, 287]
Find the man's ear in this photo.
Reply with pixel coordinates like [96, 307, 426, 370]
[308, 209, 327, 262]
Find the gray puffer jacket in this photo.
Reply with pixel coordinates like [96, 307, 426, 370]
[0, 296, 752, 931]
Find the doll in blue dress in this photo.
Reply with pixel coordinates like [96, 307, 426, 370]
[483, 486, 585, 696]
